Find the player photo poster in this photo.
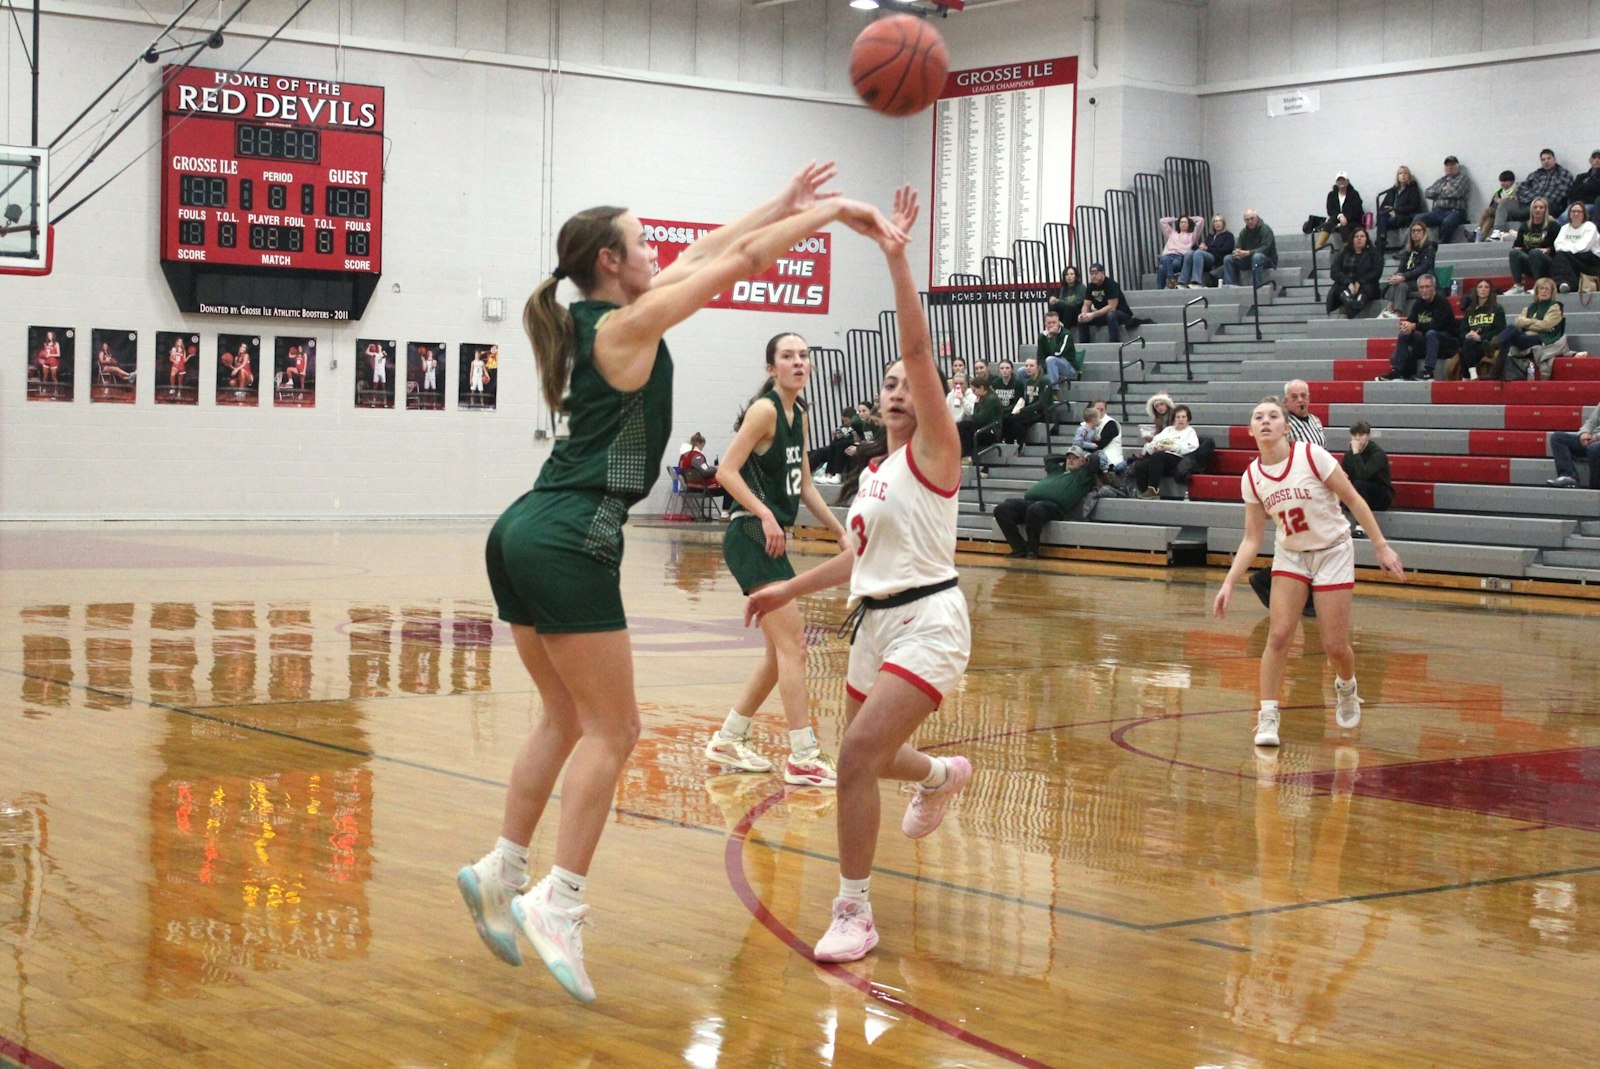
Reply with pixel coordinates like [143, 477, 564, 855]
[27, 326, 74, 402]
[273, 337, 317, 408]
[459, 343, 498, 411]
[217, 334, 261, 407]
[155, 332, 200, 405]
[90, 329, 138, 404]
[357, 338, 396, 409]
[406, 341, 445, 411]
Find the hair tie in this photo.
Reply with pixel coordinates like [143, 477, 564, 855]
[550, 267, 566, 281]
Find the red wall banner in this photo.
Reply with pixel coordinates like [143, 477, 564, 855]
[639, 218, 830, 315]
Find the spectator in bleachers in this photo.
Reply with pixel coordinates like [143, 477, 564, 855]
[1506, 198, 1558, 294]
[1340, 420, 1393, 515]
[990, 359, 1022, 408]
[1513, 149, 1574, 232]
[1282, 380, 1326, 446]
[1311, 172, 1364, 252]
[1546, 405, 1600, 489]
[1378, 221, 1437, 318]
[1374, 165, 1423, 250]
[1142, 390, 1175, 446]
[809, 406, 858, 482]
[1074, 402, 1125, 473]
[1077, 263, 1135, 342]
[944, 374, 974, 421]
[949, 357, 967, 384]
[1493, 277, 1568, 380]
[1326, 227, 1382, 318]
[1377, 272, 1457, 381]
[1419, 155, 1471, 244]
[1003, 357, 1055, 453]
[1562, 150, 1600, 225]
[1157, 215, 1205, 288]
[1183, 214, 1234, 288]
[1131, 404, 1198, 498]
[1037, 308, 1081, 386]
[1477, 169, 1520, 241]
[970, 358, 988, 381]
[957, 376, 1003, 462]
[1053, 265, 1087, 326]
[1456, 280, 1506, 380]
[1551, 201, 1600, 293]
[851, 401, 882, 446]
[994, 446, 1100, 559]
[1222, 210, 1277, 288]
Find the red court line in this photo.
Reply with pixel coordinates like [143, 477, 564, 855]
[1, 1037, 69, 1069]
[722, 791, 1058, 1069]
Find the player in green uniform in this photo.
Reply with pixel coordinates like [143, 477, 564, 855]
[457, 163, 901, 1003]
[707, 332, 850, 787]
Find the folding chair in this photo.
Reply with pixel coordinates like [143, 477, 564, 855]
[681, 478, 718, 521]
[663, 465, 692, 521]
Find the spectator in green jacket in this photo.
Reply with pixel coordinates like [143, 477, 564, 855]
[1002, 357, 1056, 453]
[993, 446, 1099, 558]
[1222, 209, 1277, 287]
[1341, 420, 1393, 519]
[957, 377, 1004, 460]
[1037, 308, 1081, 386]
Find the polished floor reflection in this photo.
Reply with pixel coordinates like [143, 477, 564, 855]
[1, 522, 1597, 1068]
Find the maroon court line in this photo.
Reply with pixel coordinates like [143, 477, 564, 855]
[0, 1036, 69, 1069]
[721, 790, 1059, 1069]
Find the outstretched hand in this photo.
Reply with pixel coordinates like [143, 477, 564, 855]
[836, 198, 906, 248]
[780, 160, 840, 216]
[887, 184, 920, 235]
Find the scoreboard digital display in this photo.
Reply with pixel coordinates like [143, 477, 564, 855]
[159, 66, 384, 317]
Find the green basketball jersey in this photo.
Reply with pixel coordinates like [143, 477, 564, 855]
[531, 300, 673, 563]
[732, 389, 804, 528]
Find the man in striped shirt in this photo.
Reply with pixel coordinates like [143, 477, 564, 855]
[1283, 379, 1326, 446]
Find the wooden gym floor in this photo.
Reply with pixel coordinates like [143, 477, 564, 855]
[1, 521, 1597, 1068]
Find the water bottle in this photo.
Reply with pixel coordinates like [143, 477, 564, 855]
[1450, 278, 1461, 298]
[1527, 358, 1536, 381]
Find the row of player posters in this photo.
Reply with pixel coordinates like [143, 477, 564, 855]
[24, 326, 500, 410]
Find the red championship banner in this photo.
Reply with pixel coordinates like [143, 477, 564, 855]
[640, 218, 830, 315]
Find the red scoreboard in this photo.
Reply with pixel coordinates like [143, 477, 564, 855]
[160, 66, 385, 318]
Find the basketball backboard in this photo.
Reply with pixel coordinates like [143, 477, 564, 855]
[0, 145, 51, 276]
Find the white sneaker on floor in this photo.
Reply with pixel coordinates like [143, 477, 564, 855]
[1376, 309, 1400, 319]
[706, 731, 774, 772]
[1505, 284, 1527, 295]
[785, 748, 838, 787]
[813, 897, 879, 963]
[902, 755, 973, 839]
[1253, 708, 1281, 748]
[457, 853, 529, 966]
[512, 877, 596, 1003]
[1335, 681, 1362, 729]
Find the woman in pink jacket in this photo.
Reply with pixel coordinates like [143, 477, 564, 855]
[1156, 215, 1205, 289]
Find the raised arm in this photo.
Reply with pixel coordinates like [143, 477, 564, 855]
[652, 161, 838, 289]
[881, 187, 961, 488]
[597, 197, 899, 392]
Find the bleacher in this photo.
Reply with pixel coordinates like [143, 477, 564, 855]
[947, 232, 1600, 591]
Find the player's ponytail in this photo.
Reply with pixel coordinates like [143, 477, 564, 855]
[524, 206, 628, 412]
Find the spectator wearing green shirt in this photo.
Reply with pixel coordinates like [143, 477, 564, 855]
[1037, 308, 1081, 386]
[1222, 209, 1277, 287]
[994, 446, 1099, 558]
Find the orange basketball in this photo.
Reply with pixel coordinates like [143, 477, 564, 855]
[849, 14, 949, 117]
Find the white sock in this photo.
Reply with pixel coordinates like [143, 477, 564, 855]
[720, 710, 754, 739]
[549, 865, 586, 910]
[920, 756, 948, 790]
[789, 726, 818, 754]
[494, 837, 529, 885]
[1259, 700, 1280, 716]
[1336, 676, 1357, 692]
[839, 875, 871, 903]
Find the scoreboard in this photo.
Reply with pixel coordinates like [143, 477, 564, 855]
[159, 66, 385, 318]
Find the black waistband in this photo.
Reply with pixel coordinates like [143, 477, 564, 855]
[838, 576, 960, 644]
[861, 576, 960, 610]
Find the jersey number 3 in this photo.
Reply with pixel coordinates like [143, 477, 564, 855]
[1275, 507, 1309, 535]
[850, 514, 869, 554]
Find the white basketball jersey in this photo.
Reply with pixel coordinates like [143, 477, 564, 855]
[1241, 442, 1350, 552]
[847, 443, 960, 600]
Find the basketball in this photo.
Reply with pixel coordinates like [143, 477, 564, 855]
[849, 15, 949, 117]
